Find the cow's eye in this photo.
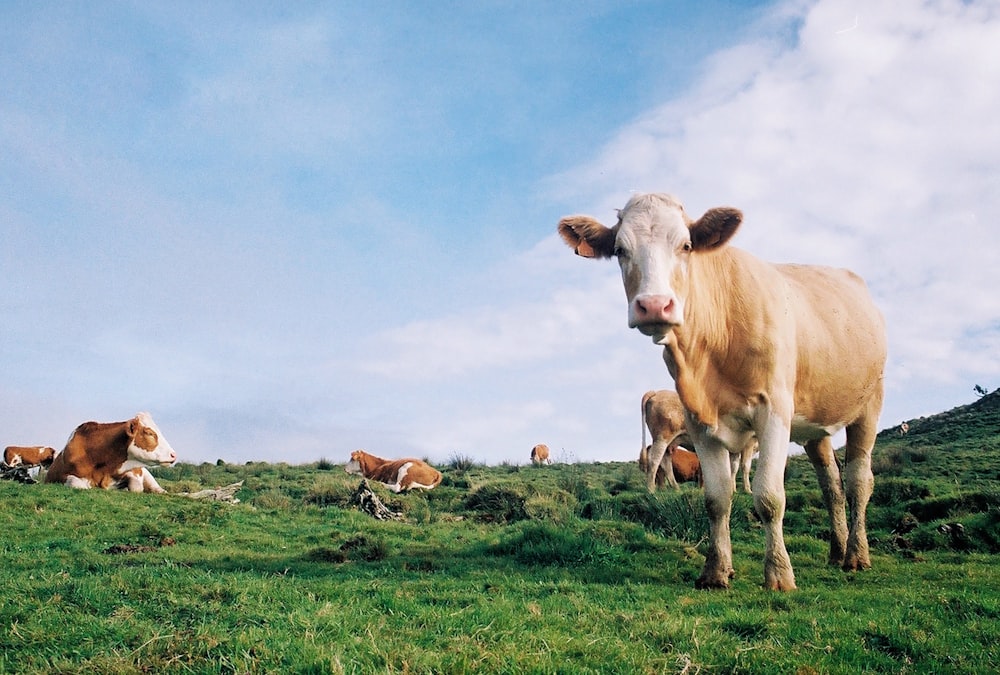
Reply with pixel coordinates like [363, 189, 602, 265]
[682, 241, 692, 252]
[613, 245, 627, 259]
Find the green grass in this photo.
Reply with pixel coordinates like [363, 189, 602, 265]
[1, 392, 998, 673]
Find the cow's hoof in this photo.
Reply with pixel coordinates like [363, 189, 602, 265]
[695, 574, 731, 590]
[763, 577, 797, 591]
[842, 557, 871, 572]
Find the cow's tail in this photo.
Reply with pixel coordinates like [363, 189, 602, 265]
[640, 391, 653, 455]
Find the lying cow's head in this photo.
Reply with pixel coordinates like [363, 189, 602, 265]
[344, 450, 365, 476]
[558, 193, 742, 343]
[125, 412, 177, 467]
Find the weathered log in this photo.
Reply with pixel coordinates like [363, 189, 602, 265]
[179, 481, 243, 503]
[350, 479, 402, 520]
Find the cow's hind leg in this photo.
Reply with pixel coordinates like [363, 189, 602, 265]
[804, 437, 848, 566]
[645, 439, 674, 492]
[843, 390, 882, 572]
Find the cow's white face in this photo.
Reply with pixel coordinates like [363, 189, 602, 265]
[558, 193, 743, 344]
[344, 452, 363, 476]
[614, 195, 693, 342]
[124, 413, 177, 468]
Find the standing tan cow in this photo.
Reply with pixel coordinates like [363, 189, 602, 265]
[530, 444, 551, 465]
[45, 413, 177, 492]
[640, 390, 688, 491]
[559, 193, 886, 590]
[3, 445, 57, 468]
[345, 450, 442, 492]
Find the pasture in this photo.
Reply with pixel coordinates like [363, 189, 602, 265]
[2, 393, 998, 673]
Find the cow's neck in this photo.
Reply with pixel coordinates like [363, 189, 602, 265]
[663, 247, 764, 430]
[359, 452, 382, 473]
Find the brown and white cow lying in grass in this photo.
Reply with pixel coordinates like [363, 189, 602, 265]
[560, 193, 886, 590]
[3, 445, 57, 468]
[45, 413, 177, 493]
[345, 450, 442, 492]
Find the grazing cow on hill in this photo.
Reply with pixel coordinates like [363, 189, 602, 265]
[345, 450, 442, 492]
[3, 445, 57, 468]
[559, 193, 886, 590]
[530, 444, 551, 465]
[898, 422, 909, 435]
[640, 444, 702, 488]
[45, 413, 177, 493]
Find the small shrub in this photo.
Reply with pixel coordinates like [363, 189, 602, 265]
[335, 534, 389, 562]
[871, 478, 932, 507]
[402, 497, 433, 524]
[448, 453, 476, 472]
[305, 546, 347, 563]
[316, 457, 336, 471]
[464, 484, 527, 523]
[304, 480, 354, 508]
[489, 522, 603, 565]
[524, 492, 577, 525]
[252, 490, 295, 510]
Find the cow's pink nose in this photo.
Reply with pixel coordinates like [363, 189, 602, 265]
[634, 294, 674, 321]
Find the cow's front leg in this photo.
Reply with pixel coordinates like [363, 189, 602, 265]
[754, 416, 796, 590]
[694, 439, 735, 589]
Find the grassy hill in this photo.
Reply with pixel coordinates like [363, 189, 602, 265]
[1, 392, 997, 673]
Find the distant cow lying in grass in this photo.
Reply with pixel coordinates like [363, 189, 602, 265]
[4, 445, 57, 469]
[345, 450, 442, 492]
[639, 444, 702, 488]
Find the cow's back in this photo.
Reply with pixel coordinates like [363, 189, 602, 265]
[778, 263, 886, 429]
[45, 421, 127, 487]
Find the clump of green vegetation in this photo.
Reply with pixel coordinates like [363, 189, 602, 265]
[464, 483, 527, 523]
[448, 452, 477, 471]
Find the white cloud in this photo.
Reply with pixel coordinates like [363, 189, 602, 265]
[545, 0, 1000, 426]
[357, 0, 1000, 464]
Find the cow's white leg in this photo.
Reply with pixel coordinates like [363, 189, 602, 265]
[842, 389, 881, 571]
[728, 453, 739, 494]
[645, 439, 674, 492]
[754, 413, 795, 591]
[693, 437, 735, 589]
[804, 437, 848, 566]
[139, 467, 166, 493]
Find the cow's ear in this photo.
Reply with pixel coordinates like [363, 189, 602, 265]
[690, 207, 742, 251]
[558, 216, 617, 259]
[126, 417, 140, 438]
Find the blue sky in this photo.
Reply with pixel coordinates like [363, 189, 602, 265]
[3, 0, 998, 466]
